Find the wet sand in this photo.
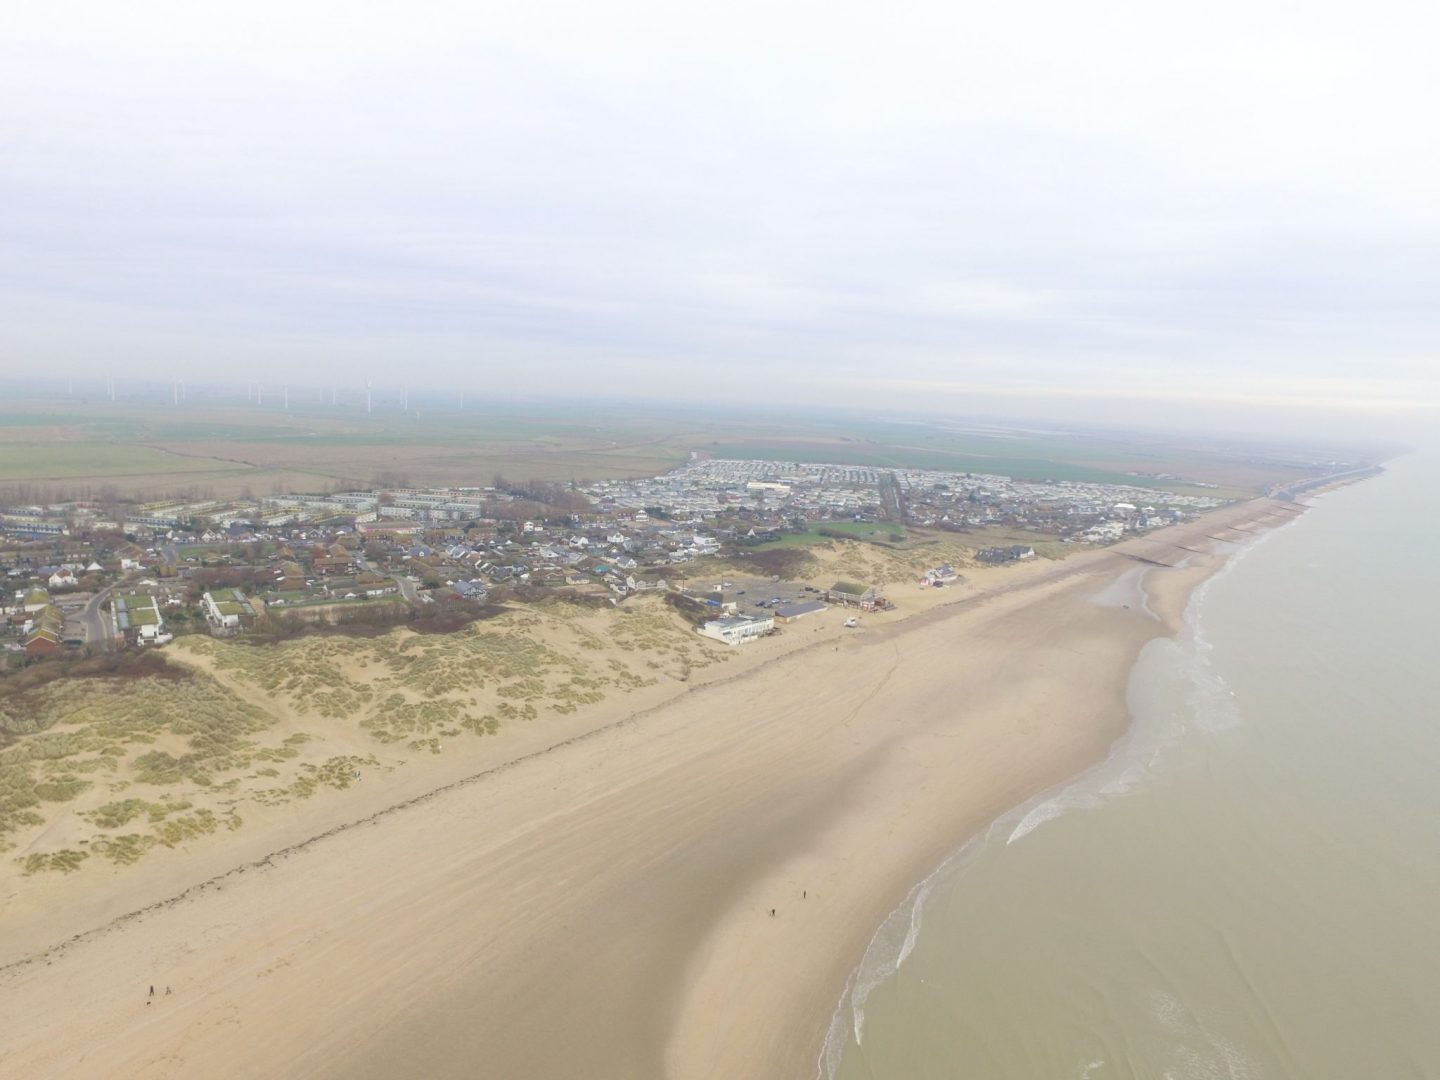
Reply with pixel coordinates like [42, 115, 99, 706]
[0, 500, 1305, 1080]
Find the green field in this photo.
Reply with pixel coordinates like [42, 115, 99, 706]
[749, 522, 908, 549]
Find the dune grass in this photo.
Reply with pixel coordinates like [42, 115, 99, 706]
[5, 596, 725, 875]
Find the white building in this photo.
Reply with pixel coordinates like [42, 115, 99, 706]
[203, 591, 242, 630]
[698, 614, 774, 645]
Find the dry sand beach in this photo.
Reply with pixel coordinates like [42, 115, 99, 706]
[0, 498, 1309, 1080]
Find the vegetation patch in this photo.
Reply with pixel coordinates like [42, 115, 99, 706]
[729, 547, 818, 579]
[18, 849, 89, 875]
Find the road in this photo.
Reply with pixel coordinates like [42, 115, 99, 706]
[80, 582, 121, 650]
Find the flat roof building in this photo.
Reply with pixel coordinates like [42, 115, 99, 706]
[772, 600, 827, 623]
[698, 614, 774, 646]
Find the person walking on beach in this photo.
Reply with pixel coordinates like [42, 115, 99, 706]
[149, 985, 154, 998]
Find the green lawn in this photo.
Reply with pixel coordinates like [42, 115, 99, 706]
[749, 521, 907, 549]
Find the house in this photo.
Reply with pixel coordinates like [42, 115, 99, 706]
[923, 564, 959, 587]
[24, 626, 62, 656]
[772, 599, 827, 623]
[202, 591, 253, 634]
[112, 591, 169, 644]
[136, 623, 174, 646]
[48, 568, 78, 588]
[355, 572, 396, 596]
[827, 582, 880, 605]
[698, 614, 774, 645]
[24, 603, 65, 655]
[268, 559, 310, 598]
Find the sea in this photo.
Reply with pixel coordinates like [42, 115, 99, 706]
[827, 446, 1440, 1080]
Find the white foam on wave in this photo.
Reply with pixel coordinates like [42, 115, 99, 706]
[1149, 989, 1267, 1080]
[817, 814, 1005, 1077]
[817, 518, 1303, 1079]
[1177, 521, 1293, 735]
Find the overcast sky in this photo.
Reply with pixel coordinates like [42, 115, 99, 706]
[3, 1, 1438, 430]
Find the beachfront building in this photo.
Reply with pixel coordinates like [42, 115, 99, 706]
[922, 564, 960, 586]
[698, 613, 774, 645]
[827, 582, 880, 605]
[772, 600, 827, 624]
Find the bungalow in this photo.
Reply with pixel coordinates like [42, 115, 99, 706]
[923, 564, 960, 587]
[355, 572, 396, 597]
[698, 614, 774, 645]
[274, 559, 306, 582]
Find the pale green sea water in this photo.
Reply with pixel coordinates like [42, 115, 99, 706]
[829, 450, 1440, 1080]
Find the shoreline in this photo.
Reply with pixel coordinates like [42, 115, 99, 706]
[0, 495, 1334, 1079]
[815, 502, 1305, 1077]
[664, 539, 1240, 1080]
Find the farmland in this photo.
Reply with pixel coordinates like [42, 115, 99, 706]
[0, 396, 1356, 501]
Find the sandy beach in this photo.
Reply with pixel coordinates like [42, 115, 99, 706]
[0, 499, 1308, 1079]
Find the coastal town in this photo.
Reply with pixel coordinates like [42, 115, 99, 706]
[2, 457, 1225, 659]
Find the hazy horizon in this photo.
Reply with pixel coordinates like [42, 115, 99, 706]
[5, 1, 1439, 437]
